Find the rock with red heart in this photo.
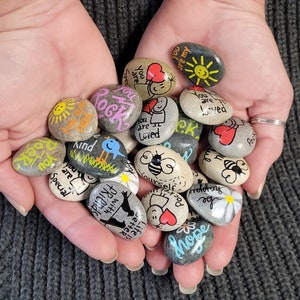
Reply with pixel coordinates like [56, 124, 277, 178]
[141, 188, 189, 231]
[198, 147, 250, 186]
[134, 97, 179, 145]
[186, 183, 243, 226]
[122, 58, 176, 101]
[179, 86, 233, 125]
[164, 219, 214, 265]
[90, 84, 142, 133]
[208, 117, 257, 157]
[171, 42, 225, 88]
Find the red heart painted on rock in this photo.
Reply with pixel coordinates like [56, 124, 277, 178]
[214, 126, 236, 145]
[147, 63, 165, 83]
[143, 99, 158, 113]
[159, 209, 177, 226]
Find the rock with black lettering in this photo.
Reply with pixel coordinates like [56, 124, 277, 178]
[186, 183, 243, 226]
[122, 58, 176, 101]
[101, 160, 139, 194]
[179, 86, 233, 125]
[134, 145, 194, 193]
[134, 97, 179, 145]
[141, 188, 189, 231]
[192, 169, 208, 185]
[171, 42, 225, 88]
[164, 219, 214, 265]
[90, 84, 142, 133]
[48, 97, 98, 142]
[12, 137, 66, 176]
[160, 132, 198, 164]
[49, 162, 99, 201]
[208, 117, 257, 157]
[87, 182, 147, 240]
[66, 134, 127, 178]
[198, 148, 250, 186]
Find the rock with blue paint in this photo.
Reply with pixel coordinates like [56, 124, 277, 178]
[141, 188, 189, 231]
[208, 117, 257, 158]
[134, 96, 179, 145]
[186, 183, 243, 226]
[66, 134, 127, 178]
[164, 219, 214, 265]
[87, 182, 147, 240]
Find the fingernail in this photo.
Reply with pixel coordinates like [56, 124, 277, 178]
[3, 193, 28, 216]
[145, 241, 161, 251]
[102, 252, 118, 264]
[247, 182, 265, 200]
[178, 284, 197, 295]
[125, 261, 144, 272]
[206, 265, 224, 276]
[151, 267, 168, 276]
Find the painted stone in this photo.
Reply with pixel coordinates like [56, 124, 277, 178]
[12, 137, 66, 176]
[134, 97, 179, 145]
[101, 160, 139, 194]
[87, 181, 147, 240]
[192, 169, 208, 185]
[141, 188, 189, 232]
[186, 183, 243, 226]
[175, 108, 203, 141]
[134, 145, 194, 193]
[90, 84, 142, 133]
[122, 58, 176, 101]
[164, 219, 214, 265]
[208, 117, 257, 157]
[66, 134, 127, 178]
[179, 86, 233, 125]
[161, 132, 198, 164]
[198, 147, 250, 186]
[171, 42, 225, 88]
[48, 97, 98, 142]
[49, 161, 99, 201]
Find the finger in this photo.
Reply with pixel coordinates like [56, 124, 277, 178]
[204, 210, 241, 271]
[0, 158, 34, 215]
[145, 242, 171, 271]
[139, 223, 162, 250]
[243, 124, 284, 198]
[30, 176, 118, 263]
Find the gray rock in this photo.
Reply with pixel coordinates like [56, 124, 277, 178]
[164, 219, 214, 265]
[87, 181, 147, 240]
[172, 42, 225, 87]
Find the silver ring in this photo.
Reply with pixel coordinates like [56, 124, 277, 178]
[250, 117, 286, 127]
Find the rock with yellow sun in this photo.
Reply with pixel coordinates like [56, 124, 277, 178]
[186, 183, 243, 226]
[172, 42, 225, 88]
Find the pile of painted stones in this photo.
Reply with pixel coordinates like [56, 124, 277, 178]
[12, 42, 256, 266]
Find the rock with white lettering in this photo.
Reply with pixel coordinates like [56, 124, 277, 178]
[66, 134, 127, 178]
[87, 181, 147, 240]
[160, 132, 199, 164]
[164, 219, 214, 265]
[141, 188, 189, 231]
[12, 137, 66, 176]
[208, 117, 257, 157]
[186, 183, 243, 226]
[101, 160, 139, 194]
[122, 58, 176, 101]
[179, 86, 233, 125]
[90, 84, 142, 133]
[134, 145, 194, 193]
[171, 42, 225, 88]
[49, 162, 99, 201]
[198, 148, 250, 186]
[134, 97, 179, 145]
[48, 97, 98, 142]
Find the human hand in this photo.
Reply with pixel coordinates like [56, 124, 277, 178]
[0, 0, 160, 268]
[135, 0, 293, 292]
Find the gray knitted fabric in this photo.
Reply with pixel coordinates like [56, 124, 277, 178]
[0, 0, 299, 299]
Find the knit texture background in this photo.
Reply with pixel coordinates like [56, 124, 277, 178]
[0, 0, 299, 299]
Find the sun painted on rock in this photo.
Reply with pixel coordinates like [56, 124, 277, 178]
[49, 98, 76, 124]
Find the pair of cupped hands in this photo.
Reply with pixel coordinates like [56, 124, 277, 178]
[0, 0, 293, 292]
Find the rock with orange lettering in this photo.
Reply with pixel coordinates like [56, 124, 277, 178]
[48, 97, 98, 142]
